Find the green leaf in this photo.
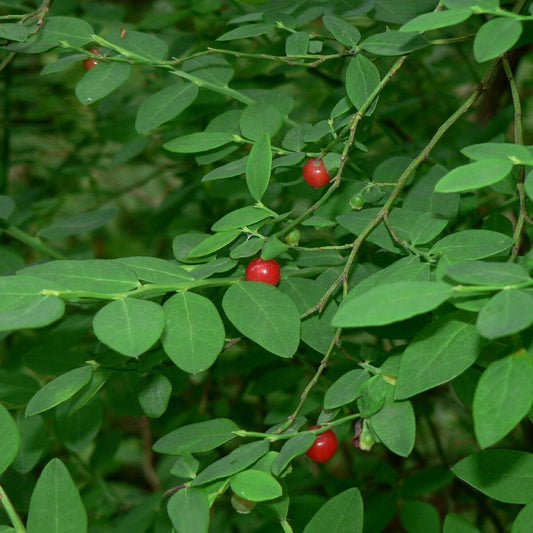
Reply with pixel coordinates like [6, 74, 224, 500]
[7, 16, 93, 53]
[332, 282, 453, 328]
[473, 353, 533, 448]
[26, 458, 87, 533]
[37, 207, 118, 240]
[400, 9, 472, 32]
[25, 366, 93, 417]
[138, 373, 172, 418]
[0, 404, 19, 476]
[241, 103, 282, 142]
[430, 230, 513, 261]
[270, 433, 316, 476]
[324, 369, 370, 409]
[19, 260, 139, 294]
[153, 418, 239, 455]
[443, 513, 481, 533]
[0, 23, 29, 41]
[322, 15, 361, 47]
[395, 312, 480, 400]
[360, 31, 429, 56]
[189, 230, 243, 259]
[135, 83, 199, 133]
[303, 488, 363, 533]
[0, 275, 65, 331]
[217, 22, 276, 41]
[280, 277, 338, 355]
[103, 29, 168, 62]
[202, 156, 247, 182]
[445, 261, 530, 286]
[168, 488, 210, 533]
[114, 256, 193, 283]
[171, 452, 200, 479]
[230, 470, 282, 502]
[453, 449, 533, 504]
[443, 0, 498, 10]
[461, 143, 533, 165]
[75, 62, 131, 105]
[245, 134, 272, 202]
[191, 440, 270, 486]
[93, 299, 166, 358]
[346, 55, 380, 115]
[163, 132, 234, 153]
[370, 397, 416, 457]
[222, 282, 300, 357]
[400, 500, 440, 533]
[285, 31, 310, 56]
[476, 289, 533, 339]
[11, 413, 46, 474]
[162, 292, 225, 374]
[512, 502, 533, 533]
[211, 206, 277, 231]
[55, 400, 103, 453]
[435, 159, 513, 193]
[525, 170, 533, 201]
[474, 18, 522, 63]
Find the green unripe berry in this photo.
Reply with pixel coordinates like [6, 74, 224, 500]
[350, 194, 365, 210]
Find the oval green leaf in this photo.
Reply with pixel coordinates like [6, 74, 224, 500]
[93, 298, 166, 358]
[230, 470, 282, 502]
[346, 54, 380, 115]
[168, 488, 210, 533]
[332, 282, 453, 328]
[246, 133, 272, 202]
[75, 62, 131, 105]
[453, 449, 533, 504]
[474, 18, 522, 63]
[303, 488, 363, 533]
[0, 404, 19, 476]
[153, 418, 239, 455]
[163, 131, 234, 153]
[222, 282, 300, 357]
[25, 366, 93, 417]
[473, 353, 533, 448]
[435, 159, 513, 193]
[26, 458, 87, 533]
[162, 292, 225, 374]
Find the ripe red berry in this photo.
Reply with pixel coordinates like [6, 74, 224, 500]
[302, 158, 331, 188]
[245, 258, 281, 286]
[83, 48, 102, 71]
[306, 425, 338, 463]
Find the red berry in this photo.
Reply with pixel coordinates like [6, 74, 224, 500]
[245, 258, 281, 286]
[83, 48, 102, 71]
[306, 425, 338, 463]
[302, 158, 331, 188]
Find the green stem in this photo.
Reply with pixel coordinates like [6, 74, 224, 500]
[0, 484, 27, 533]
[280, 520, 294, 533]
[502, 55, 528, 262]
[3, 224, 66, 260]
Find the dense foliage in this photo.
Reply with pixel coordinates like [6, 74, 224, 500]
[1, 0, 533, 532]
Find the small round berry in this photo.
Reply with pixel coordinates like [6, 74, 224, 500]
[349, 194, 365, 210]
[83, 48, 102, 71]
[302, 158, 331, 188]
[245, 258, 281, 285]
[306, 425, 338, 463]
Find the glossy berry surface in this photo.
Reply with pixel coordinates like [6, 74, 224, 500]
[302, 158, 331, 188]
[306, 425, 338, 463]
[83, 48, 102, 71]
[245, 258, 281, 286]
